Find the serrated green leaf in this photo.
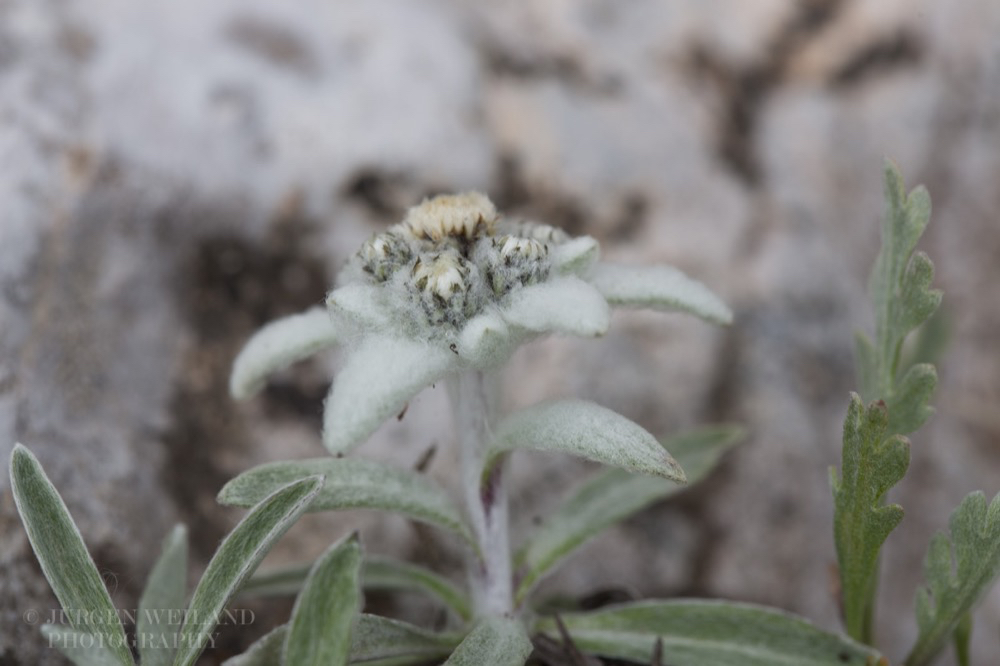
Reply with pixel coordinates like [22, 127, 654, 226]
[230, 308, 340, 400]
[487, 400, 687, 483]
[349, 614, 460, 664]
[515, 426, 744, 603]
[137, 525, 188, 666]
[536, 600, 882, 666]
[283, 533, 362, 666]
[443, 616, 532, 666]
[220, 625, 288, 666]
[217, 458, 475, 549]
[40, 625, 128, 666]
[865, 161, 941, 416]
[172, 476, 322, 666]
[831, 395, 910, 643]
[905, 492, 1000, 666]
[953, 612, 972, 666]
[9, 445, 133, 666]
[886, 363, 936, 437]
[240, 555, 471, 622]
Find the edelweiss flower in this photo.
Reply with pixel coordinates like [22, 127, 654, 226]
[230, 192, 732, 454]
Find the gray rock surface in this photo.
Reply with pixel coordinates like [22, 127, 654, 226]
[2, 1, 998, 664]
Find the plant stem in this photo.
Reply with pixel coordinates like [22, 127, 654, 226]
[447, 370, 513, 617]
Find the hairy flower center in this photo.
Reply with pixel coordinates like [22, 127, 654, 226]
[347, 192, 559, 331]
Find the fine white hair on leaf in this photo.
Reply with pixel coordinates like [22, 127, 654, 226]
[230, 308, 341, 400]
[502, 277, 610, 337]
[588, 263, 733, 325]
[456, 310, 521, 369]
[322, 335, 455, 454]
[552, 235, 599, 275]
[403, 192, 497, 242]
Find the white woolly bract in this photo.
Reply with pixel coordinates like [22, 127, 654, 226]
[230, 308, 340, 400]
[502, 277, 610, 337]
[322, 335, 455, 454]
[587, 263, 733, 325]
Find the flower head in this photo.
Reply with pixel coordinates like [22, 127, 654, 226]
[230, 192, 732, 454]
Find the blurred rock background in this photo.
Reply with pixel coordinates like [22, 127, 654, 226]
[1, 1, 998, 663]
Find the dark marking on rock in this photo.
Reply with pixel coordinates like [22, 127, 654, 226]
[682, 0, 847, 186]
[342, 168, 411, 219]
[163, 201, 329, 558]
[830, 30, 923, 89]
[225, 15, 318, 76]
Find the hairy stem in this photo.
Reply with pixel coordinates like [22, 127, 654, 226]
[447, 370, 513, 617]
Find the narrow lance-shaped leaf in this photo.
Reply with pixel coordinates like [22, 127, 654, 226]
[536, 600, 882, 666]
[830, 395, 909, 644]
[349, 614, 461, 664]
[240, 555, 471, 622]
[40, 625, 129, 666]
[172, 476, 322, 666]
[230, 308, 340, 400]
[443, 616, 533, 666]
[515, 426, 744, 603]
[218, 458, 476, 550]
[363, 556, 471, 622]
[587, 262, 733, 325]
[283, 533, 363, 666]
[322, 334, 455, 454]
[137, 525, 188, 666]
[905, 492, 1000, 666]
[220, 625, 287, 666]
[9, 444, 133, 666]
[487, 400, 686, 483]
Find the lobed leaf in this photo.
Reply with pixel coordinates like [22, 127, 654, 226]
[283, 533, 363, 666]
[905, 492, 1000, 666]
[40, 625, 128, 666]
[322, 335, 455, 454]
[240, 555, 471, 622]
[862, 162, 941, 414]
[487, 400, 686, 483]
[218, 458, 475, 549]
[349, 614, 460, 664]
[587, 262, 733, 325]
[172, 476, 322, 666]
[515, 426, 744, 603]
[137, 525, 188, 666]
[536, 599, 882, 666]
[230, 308, 340, 400]
[830, 395, 910, 643]
[9, 444, 133, 666]
[442, 616, 532, 666]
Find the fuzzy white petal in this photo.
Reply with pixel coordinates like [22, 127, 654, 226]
[552, 236, 599, 275]
[326, 284, 396, 330]
[456, 311, 522, 369]
[502, 277, 610, 337]
[322, 336, 456, 454]
[588, 262, 733, 325]
[230, 308, 340, 400]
